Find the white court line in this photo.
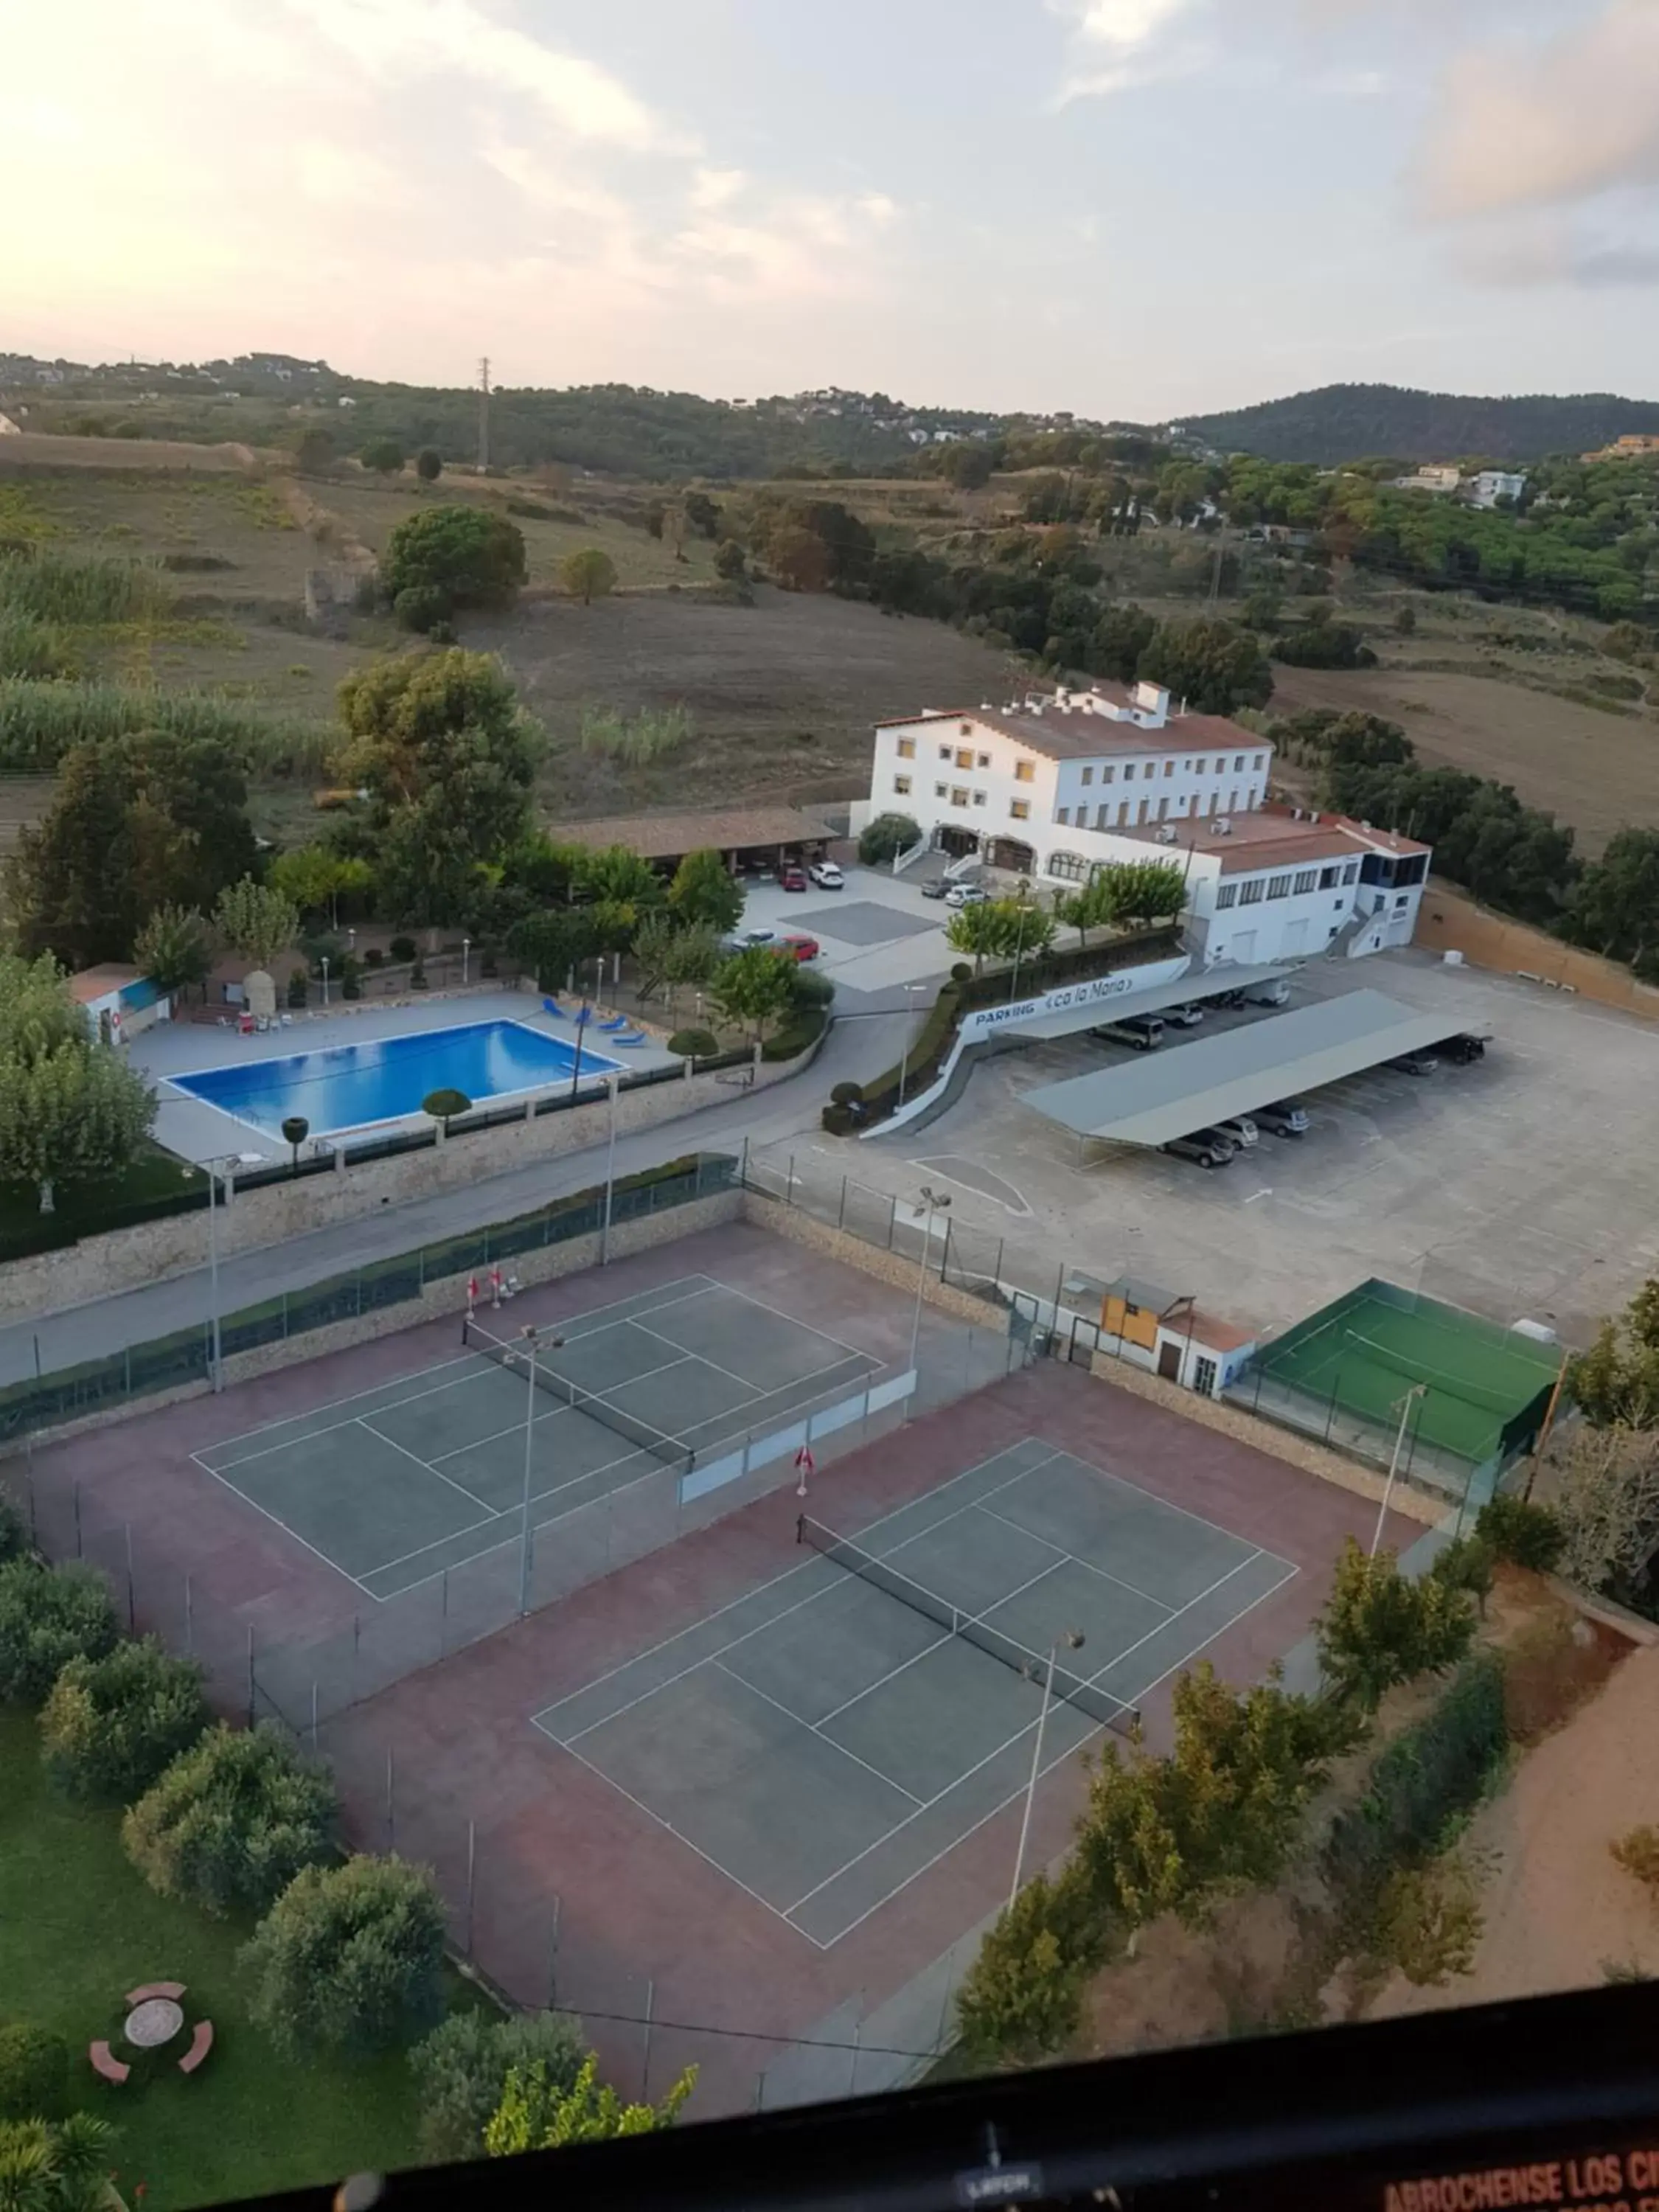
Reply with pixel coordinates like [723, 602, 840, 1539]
[359, 1441, 658, 1589]
[693, 1274, 873, 1368]
[189, 1448, 389, 1601]
[1039, 1447, 1286, 1550]
[202, 1355, 493, 1472]
[970, 1500, 1178, 1615]
[711, 1660, 925, 1810]
[628, 1321, 765, 1402]
[804, 1557, 1301, 1947]
[531, 1441, 1058, 1736]
[426, 1351, 696, 1467]
[355, 1413, 498, 1513]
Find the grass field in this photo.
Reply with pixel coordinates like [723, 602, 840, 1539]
[0, 1704, 428, 2211]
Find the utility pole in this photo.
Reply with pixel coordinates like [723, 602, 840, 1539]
[477, 355, 491, 475]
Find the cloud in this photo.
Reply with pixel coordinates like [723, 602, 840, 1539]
[690, 167, 747, 212]
[294, 142, 412, 209]
[1456, 215, 1659, 291]
[1415, 2, 1659, 220]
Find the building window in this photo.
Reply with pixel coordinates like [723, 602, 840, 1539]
[956, 747, 975, 770]
[1096, 804, 1110, 829]
[1194, 757, 1207, 774]
[1395, 892, 1410, 908]
[1048, 851, 1089, 883]
[1215, 883, 1239, 910]
[1342, 860, 1360, 885]
[1267, 874, 1292, 900]
[973, 790, 987, 807]
[959, 721, 974, 737]
[934, 782, 948, 798]
[1010, 799, 1031, 821]
[894, 775, 913, 796]
[1056, 807, 1070, 827]
[1234, 754, 1245, 773]
[1123, 762, 1135, 781]
[1117, 801, 1130, 826]
[896, 736, 916, 760]
[1081, 765, 1094, 786]
[1293, 869, 1318, 894]
[938, 744, 951, 761]
[1318, 865, 1339, 889]
[1102, 765, 1116, 783]
[1253, 754, 1265, 771]
[951, 787, 970, 808]
[1194, 1354, 1218, 1397]
[1164, 759, 1175, 778]
[1239, 877, 1265, 906]
[977, 752, 991, 768]
[1014, 759, 1035, 783]
[1136, 798, 1150, 825]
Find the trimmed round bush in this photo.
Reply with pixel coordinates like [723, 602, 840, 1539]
[242, 1854, 447, 2057]
[0, 2023, 69, 2121]
[667, 1027, 720, 1058]
[830, 1081, 863, 1107]
[409, 2008, 587, 2163]
[0, 1560, 119, 1706]
[858, 811, 921, 867]
[122, 1720, 337, 1916]
[789, 966, 835, 1009]
[41, 1636, 209, 1804]
[389, 936, 417, 963]
[950, 963, 973, 984]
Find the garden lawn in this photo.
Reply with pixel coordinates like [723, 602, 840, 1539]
[0, 1145, 204, 1263]
[0, 1705, 429, 2211]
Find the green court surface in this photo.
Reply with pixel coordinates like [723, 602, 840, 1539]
[1253, 1280, 1559, 1466]
[192, 1273, 877, 1601]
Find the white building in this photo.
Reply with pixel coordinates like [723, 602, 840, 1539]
[1468, 470, 1526, 510]
[865, 684, 1433, 967]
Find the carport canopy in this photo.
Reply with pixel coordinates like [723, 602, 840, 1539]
[1023, 990, 1486, 1147]
[1002, 960, 1293, 1043]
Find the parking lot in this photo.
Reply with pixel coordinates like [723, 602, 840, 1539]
[834, 947, 1659, 1347]
[734, 863, 961, 995]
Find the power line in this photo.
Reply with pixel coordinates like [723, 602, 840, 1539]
[546, 2003, 935, 2061]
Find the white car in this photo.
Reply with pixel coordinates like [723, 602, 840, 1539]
[944, 883, 990, 909]
[808, 860, 844, 889]
[1214, 1115, 1259, 1149]
[720, 926, 776, 954]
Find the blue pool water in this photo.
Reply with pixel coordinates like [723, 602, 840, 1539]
[170, 1020, 621, 1141]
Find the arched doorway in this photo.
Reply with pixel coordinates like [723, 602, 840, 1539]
[987, 836, 1036, 875]
[936, 825, 980, 860]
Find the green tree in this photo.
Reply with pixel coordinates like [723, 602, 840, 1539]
[0, 1562, 119, 1706]
[242, 1854, 448, 2057]
[484, 2054, 694, 2153]
[380, 504, 526, 616]
[1105, 858, 1188, 926]
[268, 847, 375, 930]
[986, 894, 1056, 970]
[1315, 1539, 1477, 1711]
[858, 812, 922, 867]
[6, 744, 135, 966]
[0, 960, 156, 1211]
[0, 2112, 116, 2212]
[945, 901, 1003, 975]
[338, 650, 539, 926]
[133, 902, 213, 1001]
[421, 1088, 471, 1132]
[293, 425, 336, 471]
[954, 1870, 1105, 2067]
[1136, 617, 1274, 714]
[939, 442, 995, 491]
[416, 448, 443, 481]
[1056, 874, 1116, 947]
[1374, 1857, 1483, 1986]
[667, 848, 743, 935]
[507, 907, 600, 993]
[39, 1636, 208, 1804]
[1568, 828, 1659, 969]
[577, 844, 662, 912]
[1552, 1425, 1659, 1600]
[0, 1494, 24, 1567]
[714, 538, 747, 581]
[281, 1115, 309, 1169]
[1394, 604, 1418, 635]
[215, 877, 299, 971]
[1474, 1494, 1564, 1573]
[0, 2025, 68, 2124]
[709, 945, 796, 1042]
[122, 1721, 337, 1916]
[360, 437, 406, 475]
[410, 2011, 588, 2163]
[557, 548, 618, 605]
[1071, 1663, 1354, 1930]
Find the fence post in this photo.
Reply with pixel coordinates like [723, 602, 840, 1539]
[837, 1177, 847, 1231]
[939, 1215, 954, 1286]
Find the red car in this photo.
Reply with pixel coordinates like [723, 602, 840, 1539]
[779, 863, 809, 891]
[780, 934, 820, 962]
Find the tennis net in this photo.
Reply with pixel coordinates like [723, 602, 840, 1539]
[797, 1514, 1138, 1738]
[464, 1316, 693, 1474]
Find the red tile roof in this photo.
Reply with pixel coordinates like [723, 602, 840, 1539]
[1113, 804, 1431, 876]
[877, 686, 1262, 764]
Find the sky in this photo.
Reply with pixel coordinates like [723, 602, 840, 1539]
[4, 0, 1659, 418]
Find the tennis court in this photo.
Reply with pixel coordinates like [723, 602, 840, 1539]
[534, 1437, 1295, 1948]
[1239, 1279, 1560, 1481]
[191, 1273, 878, 1603]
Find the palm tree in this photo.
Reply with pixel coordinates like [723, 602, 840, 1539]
[0, 2114, 118, 2212]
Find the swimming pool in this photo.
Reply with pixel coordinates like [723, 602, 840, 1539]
[169, 1020, 622, 1143]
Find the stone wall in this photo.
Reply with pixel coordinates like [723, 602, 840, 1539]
[740, 1192, 1011, 1334]
[1, 1049, 791, 1324]
[3, 1188, 744, 1456]
[1416, 879, 1659, 1023]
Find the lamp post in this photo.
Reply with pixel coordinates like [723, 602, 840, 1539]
[600, 1073, 620, 1264]
[320, 955, 330, 1009]
[908, 1185, 951, 1374]
[518, 1326, 566, 1615]
[1371, 1382, 1427, 1557]
[1011, 1629, 1085, 1907]
[895, 982, 929, 1111]
[462, 936, 470, 987]
[188, 1155, 237, 1394]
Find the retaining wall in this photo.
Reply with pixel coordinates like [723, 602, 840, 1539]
[1416, 879, 1659, 1022]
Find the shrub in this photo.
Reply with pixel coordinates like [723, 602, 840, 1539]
[364, 946, 385, 967]
[954, 1871, 1106, 2068]
[0, 1560, 119, 1706]
[0, 1492, 24, 1566]
[382, 505, 526, 613]
[422, 1088, 471, 1129]
[416, 448, 443, 482]
[409, 2009, 587, 2163]
[287, 964, 308, 1009]
[40, 1636, 208, 1804]
[393, 584, 449, 635]
[667, 1027, 720, 1058]
[360, 438, 406, 476]
[1394, 605, 1417, 635]
[714, 539, 747, 581]
[950, 962, 973, 983]
[0, 2024, 69, 2121]
[1428, 1534, 1496, 1615]
[788, 964, 835, 1009]
[830, 1081, 863, 1107]
[410, 958, 429, 989]
[122, 1721, 337, 1916]
[1611, 1825, 1659, 1895]
[1374, 1857, 1483, 1986]
[389, 936, 417, 963]
[242, 1854, 448, 2057]
[1475, 1494, 1564, 1573]
[858, 812, 921, 866]
[1315, 1538, 1476, 1711]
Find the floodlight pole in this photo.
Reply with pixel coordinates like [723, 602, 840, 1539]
[895, 982, 928, 1111]
[1011, 1630, 1084, 1908]
[1371, 1382, 1427, 1558]
[518, 1326, 539, 1616]
[908, 1186, 950, 1374]
[206, 1163, 224, 1392]
[600, 1073, 619, 1264]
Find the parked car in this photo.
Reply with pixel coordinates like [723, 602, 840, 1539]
[920, 877, 950, 900]
[1099, 1015, 1165, 1051]
[1162, 1130, 1237, 1169]
[945, 883, 991, 908]
[720, 926, 777, 954]
[779, 864, 809, 892]
[1255, 1098, 1310, 1138]
[1214, 1115, 1259, 1149]
[1166, 1004, 1206, 1027]
[1430, 1032, 1487, 1063]
[781, 934, 820, 962]
[1242, 977, 1291, 1007]
[1390, 1050, 1436, 1077]
[808, 860, 844, 889]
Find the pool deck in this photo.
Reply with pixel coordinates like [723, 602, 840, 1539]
[133, 991, 679, 1166]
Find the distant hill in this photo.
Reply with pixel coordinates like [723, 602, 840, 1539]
[1181, 383, 1659, 467]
